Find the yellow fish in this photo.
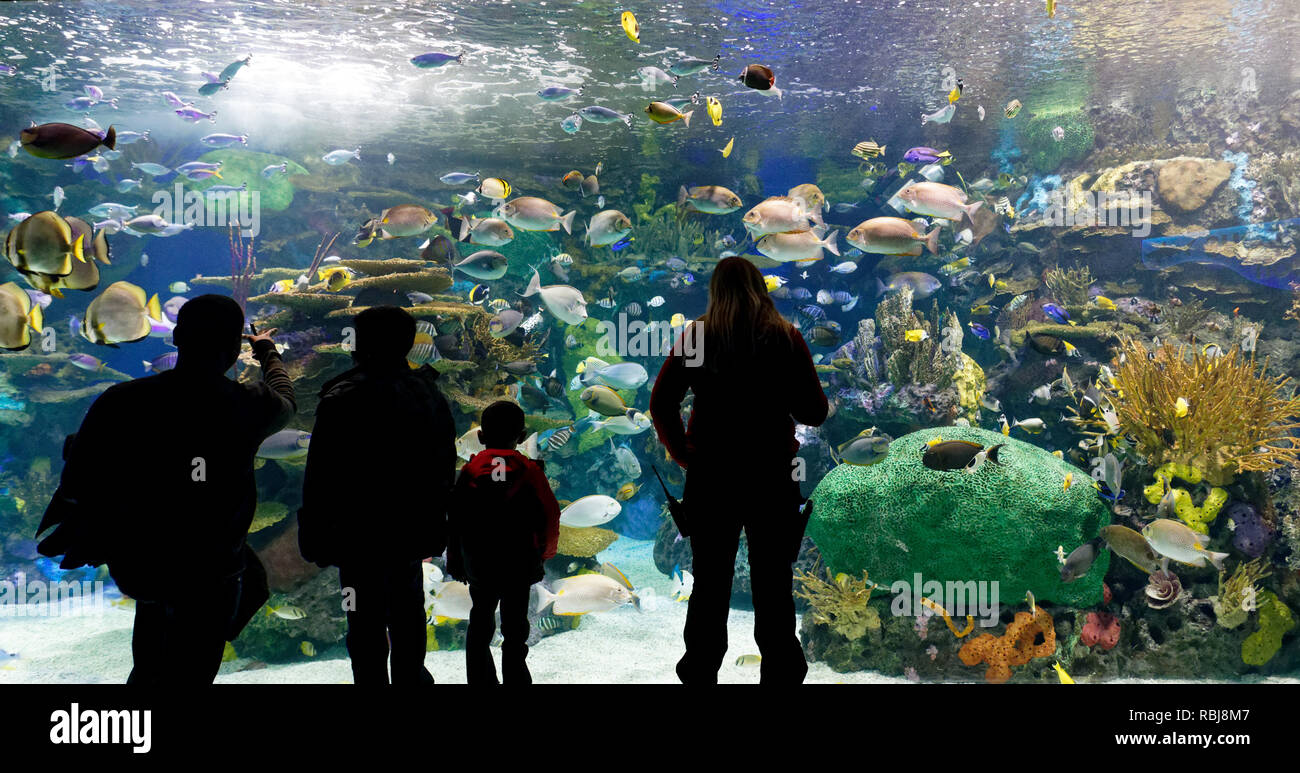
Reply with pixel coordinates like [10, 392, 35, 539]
[620, 10, 639, 42]
[1051, 450, 1063, 459]
[477, 177, 511, 200]
[616, 482, 640, 501]
[1047, 0, 1057, 18]
[1062, 340, 1080, 358]
[1053, 661, 1073, 683]
[970, 304, 995, 316]
[851, 140, 886, 160]
[300, 641, 316, 657]
[670, 312, 686, 327]
[999, 415, 1010, 435]
[720, 136, 734, 158]
[1174, 397, 1189, 417]
[735, 654, 762, 667]
[947, 79, 963, 104]
[1063, 472, 1073, 491]
[318, 266, 354, 291]
[269, 279, 295, 293]
[939, 257, 970, 275]
[1094, 295, 1117, 311]
[904, 328, 928, 343]
[222, 642, 238, 663]
[706, 96, 722, 126]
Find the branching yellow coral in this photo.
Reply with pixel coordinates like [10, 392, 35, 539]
[794, 568, 883, 641]
[1211, 558, 1271, 630]
[1105, 339, 1300, 486]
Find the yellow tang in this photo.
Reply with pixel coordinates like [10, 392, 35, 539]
[706, 96, 722, 126]
[620, 10, 639, 42]
[720, 136, 734, 158]
[1174, 396, 1189, 417]
[670, 312, 686, 327]
[1047, 0, 1057, 18]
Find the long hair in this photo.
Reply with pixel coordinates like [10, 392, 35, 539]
[699, 256, 793, 372]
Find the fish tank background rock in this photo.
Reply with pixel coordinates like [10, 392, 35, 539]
[809, 425, 1111, 608]
[653, 515, 820, 610]
[193, 149, 309, 212]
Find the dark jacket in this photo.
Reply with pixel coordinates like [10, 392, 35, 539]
[38, 339, 296, 601]
[298, 362, 456, 568]
[447, 449, 561, 588]
[649, 322, 828, 474]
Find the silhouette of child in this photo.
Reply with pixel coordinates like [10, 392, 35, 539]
[447, 400, 560, 685]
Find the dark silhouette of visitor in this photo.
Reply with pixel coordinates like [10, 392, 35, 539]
[298, 306, 455, 685]
[36, 294, 296, 685]
[446, 400, 561, 685]
[649, 256, 829, 684]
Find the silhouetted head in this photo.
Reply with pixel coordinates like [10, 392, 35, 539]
[478, 400, 526, 450]
[701, 256, 792, 371]
[173, 294, 245, 372]
[353, 305, 415, 367]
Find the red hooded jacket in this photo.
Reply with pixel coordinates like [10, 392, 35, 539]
[446, 449, 561, 587]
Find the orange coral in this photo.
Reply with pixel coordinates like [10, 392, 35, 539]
[958, 609, 1056, 683]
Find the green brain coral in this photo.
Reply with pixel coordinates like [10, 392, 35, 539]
[193, 149, 309, 212]
[809, 426, 1110, 608]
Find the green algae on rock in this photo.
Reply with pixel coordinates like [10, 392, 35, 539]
[808, 425, 1111, 608]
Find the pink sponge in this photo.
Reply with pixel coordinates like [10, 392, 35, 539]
[1081, 612, 1121, 650]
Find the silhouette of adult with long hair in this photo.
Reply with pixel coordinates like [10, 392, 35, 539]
[650, 256, 828, 684]
[298, 306, 456, 685]
[37, 294, 296, 685]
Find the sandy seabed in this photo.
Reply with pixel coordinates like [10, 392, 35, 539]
[1, 537, 1293, 685]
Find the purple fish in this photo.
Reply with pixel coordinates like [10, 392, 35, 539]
[968, 321, 991, 340]
[175, 106, 217, 123]
[143, 352, 179, 373]
[902, 146, 950, 164]
[68, 353, 104, 371]
[1042, 303, 1070, 325]
[162, 91, 189, 109]
[84, 85, 104, 100]
[411, 52, 463, 68]
[0, 64, 16, 76]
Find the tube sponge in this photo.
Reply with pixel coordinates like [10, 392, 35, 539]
[1143, 464, 1226, 534]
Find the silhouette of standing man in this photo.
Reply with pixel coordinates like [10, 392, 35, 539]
[298, 306, 456, 685]
[38, 294, 296, 685]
